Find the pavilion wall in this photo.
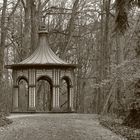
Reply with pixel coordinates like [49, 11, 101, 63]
[12, 68, 75, 113]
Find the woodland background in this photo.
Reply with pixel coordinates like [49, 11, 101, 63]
[0, 0, 140, 119]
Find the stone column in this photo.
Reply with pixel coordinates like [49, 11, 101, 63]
[28, 85, 36, 111]
[52, 86, 56, 109]
[52, 85, 60, 112]
[28, 69, 36, 111]
[69, 86, 74, 112]
[52, 69, 60, 112]
[12, 86, 19, 112]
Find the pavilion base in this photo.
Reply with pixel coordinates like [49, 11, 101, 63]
[28, 107, 36, 112]
[51, 107, 61, 113]
[68, 107, 75, 112]
[11, 107, 75, 113]
[12, 107, 19, 112]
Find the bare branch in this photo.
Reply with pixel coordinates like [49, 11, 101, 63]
[7, 0, 20, 22]
[40, 0, 50, 11]
[21, 0, 26, 9]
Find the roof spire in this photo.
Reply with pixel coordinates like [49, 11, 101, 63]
[39, 16, 46, 31]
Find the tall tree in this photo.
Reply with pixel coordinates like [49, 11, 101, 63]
[0, 0, 7, 83]
[114, 0, 140, 127]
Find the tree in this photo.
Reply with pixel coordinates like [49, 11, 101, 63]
[114, 0, 140, 128]
[0, 0, 20, 112]
[0, 0, 7, 84]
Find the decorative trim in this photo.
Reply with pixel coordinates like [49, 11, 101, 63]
[29, 84, 36, 88]
[51, 107, 61, 112]
[13, 85, 18, 88]
[28, 107, 36, 112]
[12, 107, 19, 112]
[69, 85, 73, 88]
[6, 63, 77, 70]
[53, 85, 60, 88]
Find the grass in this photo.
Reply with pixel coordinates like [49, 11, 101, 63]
[0, 112, 12, 127]
[100, 115, 140, 140]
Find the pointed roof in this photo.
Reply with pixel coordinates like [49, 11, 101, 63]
[6, 30, 76, 69]
[20, 31, 67, 65]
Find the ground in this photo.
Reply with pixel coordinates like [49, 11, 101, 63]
[0, 114, 126, 140]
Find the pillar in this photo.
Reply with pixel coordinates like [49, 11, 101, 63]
[28, 85, 36, 111]
[28, 69, 36, 111]
[52, 69, 60, 112]
[52, 85, 60, 112]
[12, 86, 19, 112]
[69, 86, 74, 112]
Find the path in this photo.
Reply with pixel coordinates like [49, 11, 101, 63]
[0, 114, 125, 140]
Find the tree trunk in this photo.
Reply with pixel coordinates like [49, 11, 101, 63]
[30, 0, 39, 53]
[61, 0, 79, 58]
[0, 0, 7, 82]
[22, 0, 31, 60]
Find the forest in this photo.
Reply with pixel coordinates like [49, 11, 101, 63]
[0, 0, 140, 139]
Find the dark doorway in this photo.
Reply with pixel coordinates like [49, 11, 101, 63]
[18, 78, 28, 112]
[36, 76, 52, 112]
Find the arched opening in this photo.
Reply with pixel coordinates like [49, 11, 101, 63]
[36, 76, 53, 112]
[60, 76, 71, 112]
[18, 77, 29, 112]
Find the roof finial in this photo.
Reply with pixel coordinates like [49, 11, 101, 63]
[39, 16, 46, 31]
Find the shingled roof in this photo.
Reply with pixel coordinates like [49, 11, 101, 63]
[6, 30, 76, 69]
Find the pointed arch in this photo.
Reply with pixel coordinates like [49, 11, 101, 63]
[61, 76, 72, 87]
[60, 76, 72, 111]
[18, 76, 29, 112]
[36, 75, 53, 112]
[16, 76, 28, 85]
[37, 75, 53, 85]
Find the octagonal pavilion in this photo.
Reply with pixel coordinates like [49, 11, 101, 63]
[6, 27, 76, 113]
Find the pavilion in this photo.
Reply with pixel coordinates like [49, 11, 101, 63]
[6, 26, 76, 113]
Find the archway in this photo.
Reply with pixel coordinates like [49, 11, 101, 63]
[60, 76, 71, 112]
[18, 77, 28, 112]
[36, 76, 53, 112]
